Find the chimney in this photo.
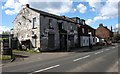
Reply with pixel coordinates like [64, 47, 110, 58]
[99, 23, 103, 27]
[22, 4, 29, 8]
[111, 26, 113, 32]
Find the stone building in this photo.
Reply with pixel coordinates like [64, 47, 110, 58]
[13, 4, 78, 51]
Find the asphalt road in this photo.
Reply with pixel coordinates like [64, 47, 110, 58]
[2, 44, 119, 73]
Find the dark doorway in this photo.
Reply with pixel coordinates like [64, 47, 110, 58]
[60, 33, 67, 50]
[68, 35, 74, 48]
[21, 40, 31, 50]
[48, 34, 55, 49]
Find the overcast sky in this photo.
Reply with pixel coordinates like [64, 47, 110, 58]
[0, 0, 119, 34]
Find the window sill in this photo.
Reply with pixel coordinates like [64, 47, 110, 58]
[32, 27, 37, 29]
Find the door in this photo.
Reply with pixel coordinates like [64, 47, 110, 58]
[48, 34, 55, 49]
[60, 34, 67, 50]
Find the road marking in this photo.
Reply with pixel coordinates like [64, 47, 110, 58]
[0, 64, 3, 67]
[106, 49, 110, 51]
[112, 47, 115, 49]
[31, 64, 60, 73]
[73, 55, 90, 62]
[94, 51, 103, 54]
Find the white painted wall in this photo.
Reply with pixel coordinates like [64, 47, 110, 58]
[81, 36, 97, 47]
[80, 36, 89, 46]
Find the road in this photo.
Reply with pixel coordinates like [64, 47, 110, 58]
[2, 44, 119, 73]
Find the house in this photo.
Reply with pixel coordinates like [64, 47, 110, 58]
[13, 4, 78, 51]
[78, 19, 96, 47]
[70, 17, 96, 47]
[96, 23, 113, 44]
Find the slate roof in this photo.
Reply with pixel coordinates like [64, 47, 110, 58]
[29, 7, 75, 23]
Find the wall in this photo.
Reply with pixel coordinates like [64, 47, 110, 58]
[13, 7, 40, 49]
[40, 15, 78, 50]
[40, 15, 60, 50]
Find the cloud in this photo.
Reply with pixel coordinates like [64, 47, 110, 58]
[73, 8, 77, 12]
[4, 0, 15, 9]
[86, 19, 95, 25]
[2, 0, 22, 15]
[87, 0, 103, 12]
[29, 1, 73, 15]
[86, 0, 119, 25]
[116, 24, 118, 28]
[0, 25, 11, 34]
[2, 0, 73, 15]
[77, 3, 87, 13]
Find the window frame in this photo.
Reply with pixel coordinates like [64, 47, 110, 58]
[32, 17, 37, 29]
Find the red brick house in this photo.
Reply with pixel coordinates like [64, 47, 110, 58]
[96, 23, 113, 44]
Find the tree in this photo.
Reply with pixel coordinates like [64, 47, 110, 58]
[2, 31, 10, 35]
[113, 34, 120, 40]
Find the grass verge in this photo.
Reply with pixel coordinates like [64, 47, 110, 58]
[0, 55, 11, 60]
[13, 49, 40, 53]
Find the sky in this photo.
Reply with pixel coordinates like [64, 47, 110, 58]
[0, 0, 120, 34]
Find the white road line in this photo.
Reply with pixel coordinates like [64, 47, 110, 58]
[0, 64, 3, 67]
[73, 55, 90, 62]
[112, 47, 115, 49]
[106, 49, 110, 51]
[94, 51, 103, 54]
[32, 64, 60, 73]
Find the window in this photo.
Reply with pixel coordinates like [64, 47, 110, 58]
[83, 22, 85, 25]
[58, 22, 63, 30]
[77, 19, 80, 24]
[18, 22, 21, 26]
[33, 17, 36, 29]
[82, 28, 84, 33]
[70, 25, 73, 30]
[88, 29, 89, 33]
[49, 19, 53, 29]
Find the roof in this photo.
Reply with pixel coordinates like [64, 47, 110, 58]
[29, 7, 75, 23]
[104, 26, 113, 33]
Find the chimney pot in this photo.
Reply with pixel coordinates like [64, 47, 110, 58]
[22, 4, 29, 8]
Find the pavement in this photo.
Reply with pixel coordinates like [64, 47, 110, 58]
[1, 43, 119, 73]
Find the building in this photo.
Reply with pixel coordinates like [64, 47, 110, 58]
[13, 4, 78, 51]
[70, 18, 96, 47]
[96, 23, 113, 44]
[13, 4, 97, 51]
[78, 19, 96, 47]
